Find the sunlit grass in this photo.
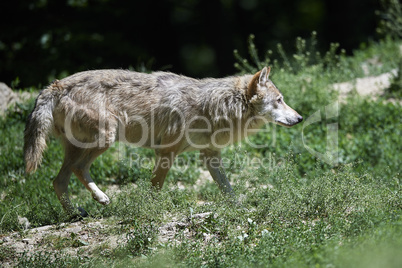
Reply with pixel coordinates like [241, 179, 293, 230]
[0, 35, 401, 267]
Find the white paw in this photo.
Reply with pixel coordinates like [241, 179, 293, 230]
[92, 191, 110, 205]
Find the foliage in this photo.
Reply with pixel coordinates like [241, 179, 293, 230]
[17, 251, 83, 268]
[234, 32, 348, 78]
[232, 33, 401, 182]
[387, 60, 402, 98]
[0, 0, 382, 87]
[0, 35, 401, 267]
[377, 0, 402, 98]
[377, 0, 402, 39]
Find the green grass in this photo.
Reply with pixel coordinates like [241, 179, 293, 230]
[0, 35, 401, 267]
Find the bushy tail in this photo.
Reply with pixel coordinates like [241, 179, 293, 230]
[24, 89, 56, 174]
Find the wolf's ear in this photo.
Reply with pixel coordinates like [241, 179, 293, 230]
[258, 66, 270, 85]
[247, 67, 271, 99]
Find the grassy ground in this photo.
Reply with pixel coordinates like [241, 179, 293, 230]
[0, 36, 401, 267]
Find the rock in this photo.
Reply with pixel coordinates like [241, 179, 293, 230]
[158, 221, 189, 243]
[72, 239, 89, 247]
[0, 82, 18, 114]
[332, 69, 398, 102]
[22, 238, 32, 245]
[65, 226, 82, 233]
[192, 212, 212, 219]
[33, 225, 53, 232]
[18, 216, 31, 230]
[87, 221, 103, 229]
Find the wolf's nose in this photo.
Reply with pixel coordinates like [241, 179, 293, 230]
[297, 115, 303, 122]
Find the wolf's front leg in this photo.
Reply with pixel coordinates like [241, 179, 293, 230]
[151, 151, 177, 189]
[200, 149, 234, 195]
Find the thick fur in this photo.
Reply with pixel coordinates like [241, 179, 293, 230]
[24, 88, 57, 173]
[24, 67, 302, 215]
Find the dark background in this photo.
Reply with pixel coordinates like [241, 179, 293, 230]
[0, 0, 380, 88]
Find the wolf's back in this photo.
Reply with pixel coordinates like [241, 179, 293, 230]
[24, 85, 58, 174]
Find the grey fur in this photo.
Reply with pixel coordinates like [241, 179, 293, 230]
[24, 68, 302, 215]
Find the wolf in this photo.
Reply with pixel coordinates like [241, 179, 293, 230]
[24, 67, 302, 216]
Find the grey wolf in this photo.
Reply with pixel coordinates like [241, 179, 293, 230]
[24, 67, 302, 216]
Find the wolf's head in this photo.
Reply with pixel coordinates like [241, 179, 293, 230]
[247, 67, 303, 127]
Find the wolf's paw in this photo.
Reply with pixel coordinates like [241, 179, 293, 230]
[77, 207, 89, 217]
[68, 207, 88, 222]
[92, 191, 110, 205]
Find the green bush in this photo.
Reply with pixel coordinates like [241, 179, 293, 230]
[232, 33, 401, 184]
[0, 32, 401, 267]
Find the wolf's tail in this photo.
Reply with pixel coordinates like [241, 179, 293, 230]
[24, 86, 57, 174]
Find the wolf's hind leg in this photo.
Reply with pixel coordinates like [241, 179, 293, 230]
[53, 142, 83, 215]
[72, 147, 110, 205]
[53, 163, 75, 214]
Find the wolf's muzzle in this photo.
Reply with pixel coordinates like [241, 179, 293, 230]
[297, 115, 303, 123]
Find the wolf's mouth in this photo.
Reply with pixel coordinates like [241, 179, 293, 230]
[275, 120, 301, 127]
